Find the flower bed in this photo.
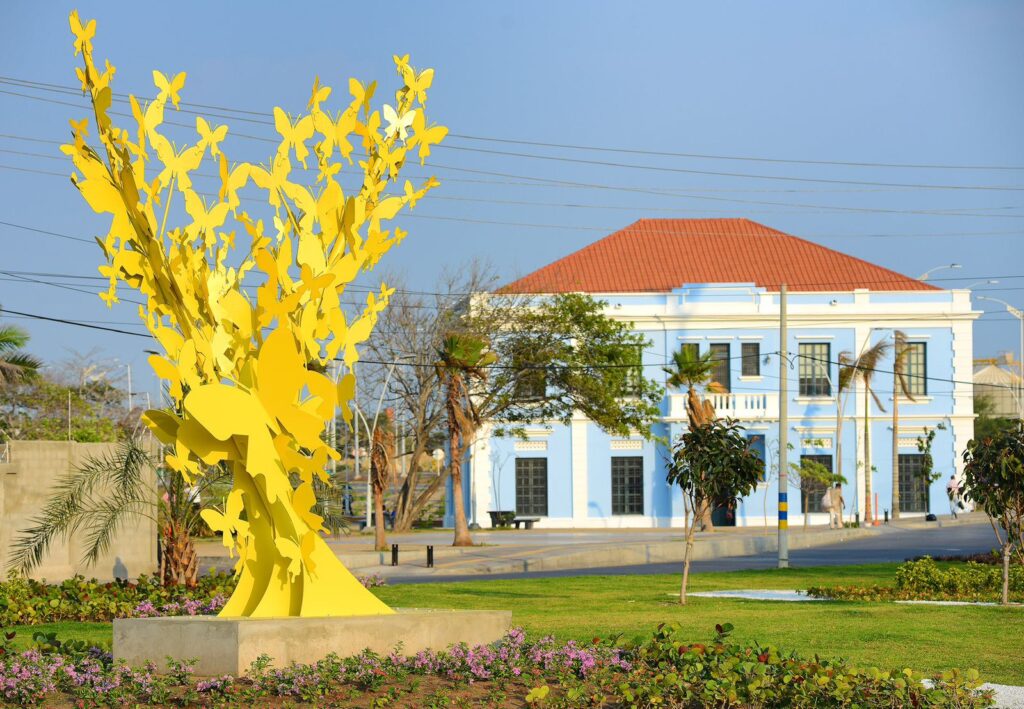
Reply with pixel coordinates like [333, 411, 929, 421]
[0, 623, 993, 707]
[807, 557, 1024, 603]
[0, 572, 386, 625]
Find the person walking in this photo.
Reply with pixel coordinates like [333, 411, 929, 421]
[946, 475, 962, 519]
[828, 483, 845, 529]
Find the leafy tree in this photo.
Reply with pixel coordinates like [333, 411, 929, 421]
[0, 317, 40, 387]
[963, 421, 1024, 605]
[974, 394, 1015, 441]
[374, 287, 664, 546]
[787, 453, 846, 529]
[0, 370, 135, 443]
[914, 424, 946, 490]
[362, 264, 494, 533]
[667, 418, 764, 604]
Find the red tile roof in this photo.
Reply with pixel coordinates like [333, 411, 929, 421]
[501, 219, 938, 293]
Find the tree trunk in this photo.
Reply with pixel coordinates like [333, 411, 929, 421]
[864, 384, 873, 524]
[392, 435, 432, 532]
[161, 520, 197, 587]
[1003, 543, 1011, 606]
[373, 480, 388, 551]
[448, 375, 474, 547]
[803, 489, 809, 530]
[680, 501, 703, 605]
[891, 383, 901, 520]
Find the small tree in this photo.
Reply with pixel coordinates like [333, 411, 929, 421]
[667, 418, 764, 604]
[787, 454, 845, 529]
[963, 422, 1024, 605]
[915, 424, 946, 493]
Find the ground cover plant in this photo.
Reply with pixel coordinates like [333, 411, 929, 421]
[0, 623, 993, 707]
[0, 571, 384, 626]
[7, 564, 1022, 685]
[806, 557, 1024, 603]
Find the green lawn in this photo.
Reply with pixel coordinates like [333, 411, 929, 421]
[10, 564, 1023, 684]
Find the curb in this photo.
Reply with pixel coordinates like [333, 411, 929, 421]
[345, 527, 879, 577]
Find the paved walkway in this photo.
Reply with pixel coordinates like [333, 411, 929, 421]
[197, 513, 989, 580]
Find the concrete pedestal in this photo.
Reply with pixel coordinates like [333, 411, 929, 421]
[114, 608, 512, 675]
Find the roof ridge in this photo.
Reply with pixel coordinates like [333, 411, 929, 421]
[499, 218, 936, 294]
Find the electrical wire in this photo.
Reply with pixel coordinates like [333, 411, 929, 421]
[4, 74, 1023, 171]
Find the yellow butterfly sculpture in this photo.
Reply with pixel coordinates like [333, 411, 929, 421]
[63, 11, 447, 619]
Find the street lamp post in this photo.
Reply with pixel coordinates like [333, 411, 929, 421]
[964, 280, 999, 290]
[352, 356, 411, 529]
[917, 263, 962, 282]
[977, 296, 1024, 420]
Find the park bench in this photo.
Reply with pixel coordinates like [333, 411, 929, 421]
[512, 517, 539, 530]
[487, 510, 515, 528]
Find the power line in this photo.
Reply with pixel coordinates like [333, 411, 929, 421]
[4, 124, 1024, 219]
[5, 157, 1024, 233]
[4, 304, 1017, 393]
[4, 74, 1022, 172]
[4, 218, 1024, 299]
[4, 80, 1024, 193]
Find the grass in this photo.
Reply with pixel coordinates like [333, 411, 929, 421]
[8, 563, 1022, 684]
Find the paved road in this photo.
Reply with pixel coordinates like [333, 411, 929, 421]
[388, 521, 997, 585]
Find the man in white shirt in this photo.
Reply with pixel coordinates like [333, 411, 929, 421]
[828, 483, 845, 529]
[946, 475, 962, 519]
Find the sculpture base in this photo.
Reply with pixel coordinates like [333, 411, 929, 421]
[113, 608, 513, 676]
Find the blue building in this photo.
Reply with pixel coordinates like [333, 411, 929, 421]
[451, 219, 977, 528]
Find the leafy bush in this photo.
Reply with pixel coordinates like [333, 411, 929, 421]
[0, 571, 387, 625]
[613, 622, 991, 708]
[807, 557, 1024, 602]
[0, 623, 992, 707]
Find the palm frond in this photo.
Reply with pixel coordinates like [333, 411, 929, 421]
[6, 436, 155, 574]
[892, 330, 915, 400]
[854, 339, 891, 387]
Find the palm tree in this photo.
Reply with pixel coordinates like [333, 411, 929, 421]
[436, 334, 496, 547]
[891, 330, 915, 520]
[662, 346, 725, 429]
[836, 350, 857, 498]
[370, 409, 395, 551]
[852, 338, 890, 524]
[8, 434, 350, 584]
[0, 319, 41, 386]
[662, 346, 726, 530]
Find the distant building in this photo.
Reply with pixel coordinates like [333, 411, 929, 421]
[450, 219, 978, 527]
[974, 353, 1022, 418]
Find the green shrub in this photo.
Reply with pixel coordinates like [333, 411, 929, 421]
[614, 622, 992, 708]
[808, 557, 1024, 602]
[0, 571, 234, 625]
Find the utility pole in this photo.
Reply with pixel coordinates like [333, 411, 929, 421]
[354, 368, 365, 527]
[778, 283, 789, 568]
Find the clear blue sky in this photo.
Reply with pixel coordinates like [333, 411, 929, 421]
[1, 1, 1022, 399]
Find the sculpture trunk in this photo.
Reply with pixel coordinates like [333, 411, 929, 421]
[217, 464, 392, 618]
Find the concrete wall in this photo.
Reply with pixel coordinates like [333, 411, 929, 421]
[0, 440, 158, 582]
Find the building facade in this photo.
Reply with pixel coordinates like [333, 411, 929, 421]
[449, 219, 977, 528]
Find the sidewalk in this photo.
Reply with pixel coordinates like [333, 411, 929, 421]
[197, 522, 896, 579]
